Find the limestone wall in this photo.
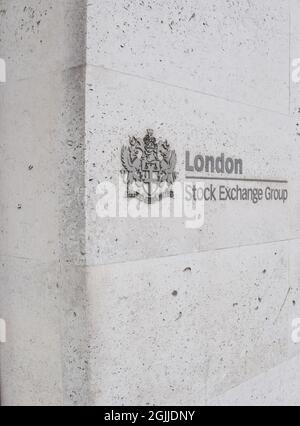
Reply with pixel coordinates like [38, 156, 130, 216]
[84, 0, 300, 405]
[0, 0, 300, 406]
[0, 0, 87, 406]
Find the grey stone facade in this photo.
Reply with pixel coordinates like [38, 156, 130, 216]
[0, 0, 300, 406]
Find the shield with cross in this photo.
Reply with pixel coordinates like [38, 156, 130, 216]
[121, 129, 178, 204]
[141, 158, 161, 204]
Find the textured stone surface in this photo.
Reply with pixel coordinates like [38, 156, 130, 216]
[1, 0, 300, 407]
[85, 66, 294, 266]
[0, 258, 90, 406]
[58, 264, 89, 406]
[0, 66, 86, 264]
[291, 34, 300, 116]
[85, 242, 294, 405]
[209, 354, 300, 406]
[291, 0, 300, 36]
[0, 256, 63, 406]
[289, 33, 300, 237]
[0, 0, 86, 81]
[288, 239, 300, 356]
[87, 0, 289, 113]
[0, 0, 87, 406]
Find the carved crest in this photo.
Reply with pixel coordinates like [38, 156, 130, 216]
[121, 129, 178, 204]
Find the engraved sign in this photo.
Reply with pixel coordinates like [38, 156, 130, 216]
[121, 130, 178, 204]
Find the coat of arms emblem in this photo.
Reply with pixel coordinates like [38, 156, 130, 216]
[121, 129, 178, 204]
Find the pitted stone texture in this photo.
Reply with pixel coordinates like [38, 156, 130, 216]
[288, 239, 300, 357]
[291, 34, 300, 116]
[60, 264, 90, 406]
[291, 0, 300, 36]
[85, 242, 291, 405]
[0, 258, 89, 406]
[209, 354, 300, 406]
[58, 67, 86, 265]
[87, 0, 289, 113]
[0, 257, 63, 406]
[289, 34, 300, 237]
[289, 139, 300, 239]
[85, 66, 294, 266]
[0, 0, 86, 81]
[0, 67, 86, 264]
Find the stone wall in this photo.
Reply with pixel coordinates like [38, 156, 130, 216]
[0, 0, 88, 405]
[1, 0, 300, 406]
